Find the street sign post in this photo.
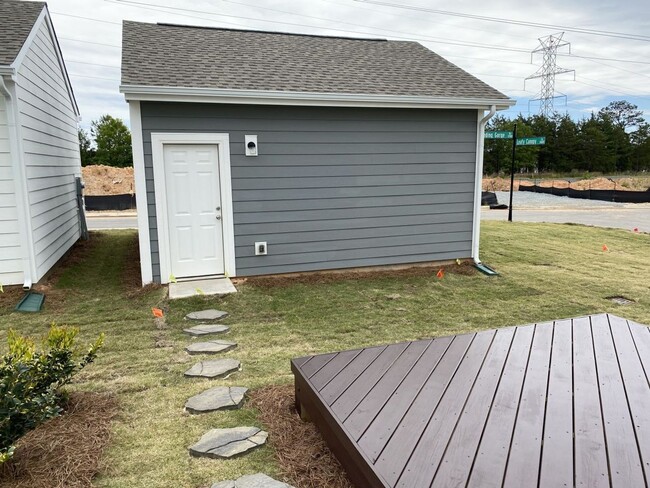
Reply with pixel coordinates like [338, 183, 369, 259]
[483, 127, 546, 221]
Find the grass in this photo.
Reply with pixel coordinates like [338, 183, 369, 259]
[0, 223, 649, 487]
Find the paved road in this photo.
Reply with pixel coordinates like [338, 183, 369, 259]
[86, 212, 137, 230]
[86, 206, 650, 233]
[482, 207, 650, 232]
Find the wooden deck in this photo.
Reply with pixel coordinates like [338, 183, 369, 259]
[291, 313, 650, 488]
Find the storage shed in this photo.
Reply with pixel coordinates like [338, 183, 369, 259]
[120, 21, 514, 285]
[0, 0, 83, 288]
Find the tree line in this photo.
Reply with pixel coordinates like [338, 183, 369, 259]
[484, 100, 649, 175]
[78, 115, 132, 167]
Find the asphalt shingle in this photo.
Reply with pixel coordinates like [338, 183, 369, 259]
[0, 0, 45, 66]
[121, 21, 510, 100]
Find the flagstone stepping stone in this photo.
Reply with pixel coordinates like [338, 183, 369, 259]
[185, 386, 248, 414]
[186, 340, 237, 355]
[186, 309, 228, 321]
[189, 427, 267, 459]
[184, 359, 241, 379]
[211, 473, 295, 488]
[183, 324, 230, 337]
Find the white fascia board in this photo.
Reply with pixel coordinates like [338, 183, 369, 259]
[120, 85, 516, 110]
[0, 66, 14, 77]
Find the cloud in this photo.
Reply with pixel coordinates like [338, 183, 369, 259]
[45, 0, 650, 126]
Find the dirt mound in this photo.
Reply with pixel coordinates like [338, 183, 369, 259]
[483, 177, 522, 191]
[82, 165, 134, 196]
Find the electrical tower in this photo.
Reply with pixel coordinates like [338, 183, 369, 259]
[525, 32, 575, 117]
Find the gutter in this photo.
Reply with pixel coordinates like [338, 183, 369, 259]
[0, 75, 35, 289]
[471, 105, 497, 265]
[120, 84, 516, 110]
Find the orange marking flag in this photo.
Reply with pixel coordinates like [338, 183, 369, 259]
[436, 269, 445, 279]
[152, 308, 164, 318]
[602, 244, 609, 252]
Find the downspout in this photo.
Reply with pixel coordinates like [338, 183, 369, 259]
[471, 105, 496, 265]
[0, 75, 34, 290]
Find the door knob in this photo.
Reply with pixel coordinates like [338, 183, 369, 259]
[216, 215, 221, 220]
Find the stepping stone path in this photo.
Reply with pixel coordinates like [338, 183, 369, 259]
[189, 427, 267, 459]
[184, 323, 230, 337]
[184, 359, 241, 379]
[211, 473, 295, 488]
[186, 339, 237, 355]
[186, 309, 228, 321]
[185, 386, 248, 414]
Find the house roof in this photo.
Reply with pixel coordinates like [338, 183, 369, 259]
[121, 21, 511, 104]
[0, 0, 46, 66]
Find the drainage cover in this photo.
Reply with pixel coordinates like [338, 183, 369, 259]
[606, 296, 635, 305]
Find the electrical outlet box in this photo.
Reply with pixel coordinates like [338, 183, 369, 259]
[255, 241, 267, 256]
[245, 135, 258, 156]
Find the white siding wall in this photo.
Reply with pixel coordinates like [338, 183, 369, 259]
[0, 95, 23, 285]
[14, 20, 80, 281]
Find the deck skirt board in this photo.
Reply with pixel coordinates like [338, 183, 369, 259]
[291, 313, 650, 488]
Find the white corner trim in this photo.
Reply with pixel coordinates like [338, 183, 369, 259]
[10, 6, 80, 117]
[471, 106, 496, 263]
[121, 85, 516, 110]
[128, 101, 153, 285]
[0, 76, 37, 285]
[150, 132, 236, 284]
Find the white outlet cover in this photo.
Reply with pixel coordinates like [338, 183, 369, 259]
[245, 135, 258, 156]
[255, 241, 267, 255]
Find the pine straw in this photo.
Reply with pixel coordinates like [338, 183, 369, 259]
[242, 262, 476, 289]
[249, 385, 353, 488]
[0, 391, 118, 488]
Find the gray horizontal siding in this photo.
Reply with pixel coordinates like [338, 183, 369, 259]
[140, 103, 477, 280]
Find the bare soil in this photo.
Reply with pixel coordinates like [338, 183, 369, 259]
[249, 385, 353, 488]
[0, 392, 118, 488]
[82, 165, 134, 196]
[483, 176, 650, 192]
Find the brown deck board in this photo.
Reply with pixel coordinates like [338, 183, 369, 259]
[344, 339, 434, 439]
[431, 326, 515, 487]
[467, 324, 535, 488]
[291, 314, 650, 488]
[591, 314, 645, 487]
[572, 316, 609, 487]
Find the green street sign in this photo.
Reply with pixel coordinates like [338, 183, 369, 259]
[516, 137, 546, 146]
[485, 131, 514, 139]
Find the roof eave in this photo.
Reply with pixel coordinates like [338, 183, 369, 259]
[0, 66, 15, 77]
[120, 85, 515, 110]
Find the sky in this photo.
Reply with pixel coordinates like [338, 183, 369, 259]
[42, 0, 650, 130]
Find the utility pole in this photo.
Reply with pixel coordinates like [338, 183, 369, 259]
[525, 32, 575, 117]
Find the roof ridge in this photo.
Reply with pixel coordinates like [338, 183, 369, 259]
[154, 21, 388, 42]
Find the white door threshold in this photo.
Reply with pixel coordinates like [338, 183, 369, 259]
[169, 277, 237, 300]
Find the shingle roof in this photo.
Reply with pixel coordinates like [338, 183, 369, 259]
[0, 0, 45, 66]
[121, 21, 510, 101]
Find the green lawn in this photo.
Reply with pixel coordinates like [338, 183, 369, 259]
[1, 222, 649, 488]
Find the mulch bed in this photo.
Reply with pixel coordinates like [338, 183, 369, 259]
[249, 385, 353, 488]
[242, 262, 476, 289]
[0, 391, 118, 488]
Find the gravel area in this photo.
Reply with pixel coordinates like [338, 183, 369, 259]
[494, 191, 628, 209]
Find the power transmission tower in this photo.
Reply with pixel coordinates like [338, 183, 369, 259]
[525, 32, 575, 117]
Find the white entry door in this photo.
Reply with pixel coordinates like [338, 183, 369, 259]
[163, 144, 224, 279]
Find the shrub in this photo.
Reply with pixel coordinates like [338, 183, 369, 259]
[0, 326, 104, 463]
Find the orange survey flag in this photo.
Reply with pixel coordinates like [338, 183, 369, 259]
[602, 244, 609, 252]
[152, 308, 164, 318]
[436, 268, 445, 279]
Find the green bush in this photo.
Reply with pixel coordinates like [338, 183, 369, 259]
[0, 326, 104, 463]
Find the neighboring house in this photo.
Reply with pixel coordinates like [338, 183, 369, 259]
[0, 0, 82, 287]
[120, 21, 514, 285]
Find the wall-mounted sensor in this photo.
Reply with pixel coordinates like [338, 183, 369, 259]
[255, 241, 267, 256]
[245, 135, 258, 156]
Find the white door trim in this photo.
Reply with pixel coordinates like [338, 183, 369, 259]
[151, 132, 236, 283]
